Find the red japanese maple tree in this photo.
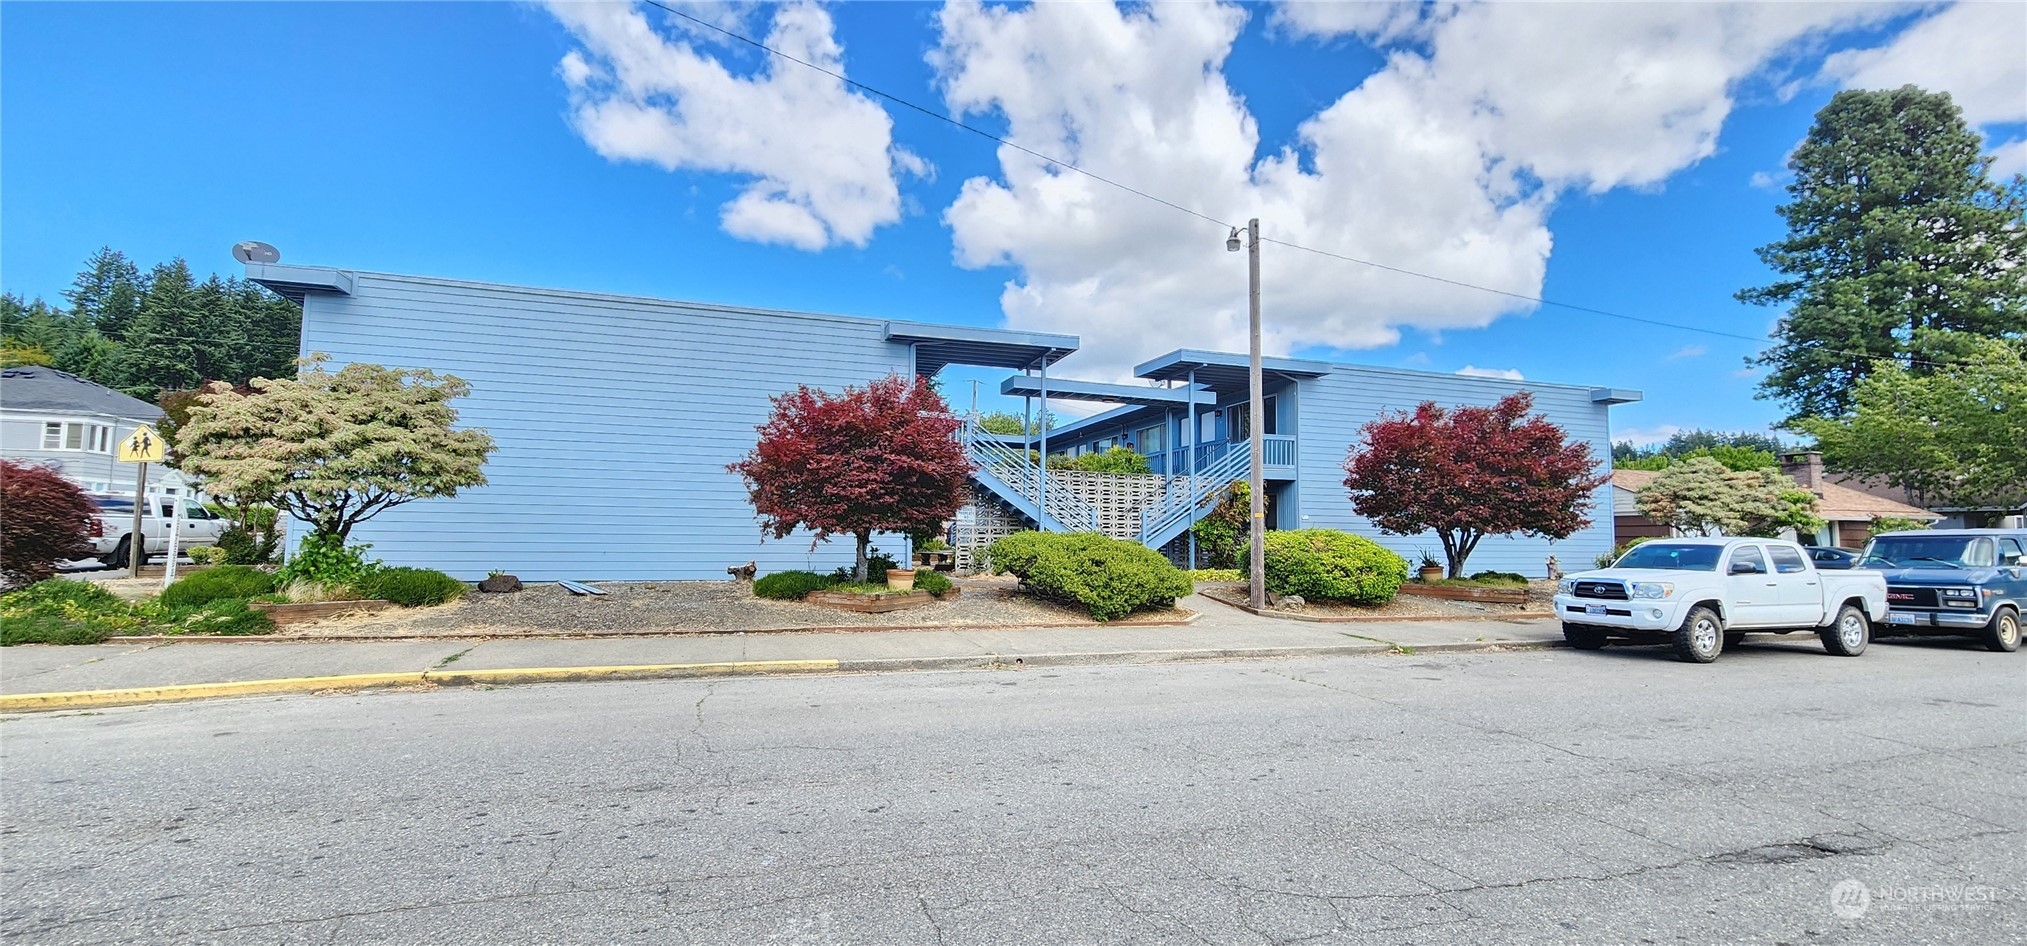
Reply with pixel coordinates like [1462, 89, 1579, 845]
[1, 460, 102, 585]
[1342, 393, 1604, 578]
[729, 375, 971, 581]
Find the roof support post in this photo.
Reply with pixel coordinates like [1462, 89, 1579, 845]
[1038, 356, 1050, 518]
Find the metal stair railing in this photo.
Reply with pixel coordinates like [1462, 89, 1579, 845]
[959, 419, 1100, 533]
[1138, 443, 1250, 547]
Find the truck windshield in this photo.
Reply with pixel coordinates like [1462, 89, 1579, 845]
[1613, 544, 1721, 571]
[1862, 536, 1976, 569]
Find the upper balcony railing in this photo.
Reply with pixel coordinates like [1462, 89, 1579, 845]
[1147, 435, 1295, 477]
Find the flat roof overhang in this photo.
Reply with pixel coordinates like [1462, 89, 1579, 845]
[886, 323, 1079, 376]
[245, 263, 355, 306]
[998, 376, 1216, 408]
[1135, 348, 1336, 388]
[1590, 387, 1644, 405]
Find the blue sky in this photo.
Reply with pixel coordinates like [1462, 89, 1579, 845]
[5, 2, 2023, 444]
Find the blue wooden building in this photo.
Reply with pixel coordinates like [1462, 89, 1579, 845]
[252, 262, 1638, 580]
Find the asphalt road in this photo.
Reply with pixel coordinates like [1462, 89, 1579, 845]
[3, 638, 2022, 945]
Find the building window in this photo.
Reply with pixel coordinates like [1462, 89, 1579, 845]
[1227, 396, 1278, 440]
[41, 421, 111, 453]
[1137, 424, 1165, 454]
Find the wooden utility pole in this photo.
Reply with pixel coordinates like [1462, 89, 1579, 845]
[1247, 218, 1266, 611]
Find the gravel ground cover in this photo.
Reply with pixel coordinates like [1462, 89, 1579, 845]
[1199, 579, 1553, 618]
[275, 576, 1191, 637]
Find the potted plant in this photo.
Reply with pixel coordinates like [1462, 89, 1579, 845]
[1416, 550, 1444, 583]
[887, 566, 917, 591]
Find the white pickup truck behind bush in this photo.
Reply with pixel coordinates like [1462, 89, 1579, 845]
[88, 494, 226, 567]
[1552, 537, 1888, 663]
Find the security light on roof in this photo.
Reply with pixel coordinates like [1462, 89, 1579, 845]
[231, 241, 281, 265]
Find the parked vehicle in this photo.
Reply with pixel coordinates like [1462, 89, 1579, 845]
[1861, 529, 2026, 652]
[1553, 537, 1888, 663]
[1806, 547, 1862, 570]
[88, 494, 226, 567]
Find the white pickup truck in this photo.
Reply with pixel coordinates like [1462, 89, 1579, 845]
[88, 494, 226, 567]
[1553, 537, 1888, 663]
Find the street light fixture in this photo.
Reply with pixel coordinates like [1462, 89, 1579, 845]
[1227, 219, 1266, 611]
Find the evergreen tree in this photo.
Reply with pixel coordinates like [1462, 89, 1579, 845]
[63, 247, 147, 338]
[191, 274, 249, 384]
[237, 281, 302, 380]
[118, 259, 204, 397]
[53, 328, 120, 386]
[1740, 86, 2027, 424]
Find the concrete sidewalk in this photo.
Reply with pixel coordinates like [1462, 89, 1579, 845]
[0, 595, 1562, 708]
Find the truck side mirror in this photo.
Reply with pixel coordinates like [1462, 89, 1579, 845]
[1729, 561, 1760, 575]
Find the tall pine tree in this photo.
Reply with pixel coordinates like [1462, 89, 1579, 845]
[1740, 85, 2027, 424]
[63, 247, 147, 338]
[118, 259, 205, 397]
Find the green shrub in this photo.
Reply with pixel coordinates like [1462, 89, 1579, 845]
[829, 548, 900, 581]
[159, 565, 276, 610]
[754, 570, 839, 600]
[1188, 480, 1250, 569]
[1253, 530, 1406, 605]
[0, 579, 134, 645]
[987, 531, 1192, 621]
[363, 567, 467, 607]
[1189, 568, 1243, 583]
[1053, 447, 1153, 474]
[1466, 570, 1529, 587]
[215, 526, 278, 565]
[165, 598, 275, 636]
[184, 545, 226, 565]
[913, 570, 953, 596]
[277, 534, 381, 588]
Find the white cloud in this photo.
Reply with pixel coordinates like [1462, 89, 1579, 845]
[547, 1, 920, 250]
[1615, 424, 1683, 447]
[1667, 345, 1708, 361]
[1456, 365, 1524, 381]
[930, 1, 1900, 378]
[1820, 2, 2027, 177]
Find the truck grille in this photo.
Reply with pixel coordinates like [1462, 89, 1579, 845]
[1886, 586, 1938, 610]
[1573, 580, 1629, 601]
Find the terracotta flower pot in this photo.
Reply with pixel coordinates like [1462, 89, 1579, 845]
[886, 568, 917, 592]
[1418, 565, 1444, 582]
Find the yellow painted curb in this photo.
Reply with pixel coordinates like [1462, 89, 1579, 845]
[423, 660, 838, 687]
[0, 660, 841, 713]
[0, 672, 426, 712]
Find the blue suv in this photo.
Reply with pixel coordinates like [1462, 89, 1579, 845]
[1863, 529, 2027, 652]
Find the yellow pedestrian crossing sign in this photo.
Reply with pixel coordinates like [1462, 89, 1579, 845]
[118, 425, 165, 463]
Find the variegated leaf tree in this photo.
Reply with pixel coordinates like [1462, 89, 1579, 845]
[177, 355, 496, 544]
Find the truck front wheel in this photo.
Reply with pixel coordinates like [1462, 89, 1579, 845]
[1671, 606, 1724, 663]
[1819, 604, 1869, 657]
[1982, 607, 2020, 653]
[1562, 623, 1608, 650]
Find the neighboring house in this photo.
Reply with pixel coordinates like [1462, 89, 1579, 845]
[248, 261, 1644, 581]
[1824, 471, 2026, 532]
[1610, 452, 1941, 548]
[0, 366, 187, 495]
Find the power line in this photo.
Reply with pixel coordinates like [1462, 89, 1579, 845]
[628, 0, 1972, 371]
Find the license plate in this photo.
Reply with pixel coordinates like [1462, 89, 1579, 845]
[1888, 613, 1916, 625]
[1585, 604, 1607, 615]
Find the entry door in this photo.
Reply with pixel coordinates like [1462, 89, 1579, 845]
[1724, 544, 1775, 627]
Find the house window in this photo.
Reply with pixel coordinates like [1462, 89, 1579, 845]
[1227, 396, 1278, 440]
[41, 422, 111, 453]
[1137, 424, 1165, 454]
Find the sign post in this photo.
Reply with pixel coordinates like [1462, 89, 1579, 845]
[163, 491, 183, 586]
[116, 425, 166, 578]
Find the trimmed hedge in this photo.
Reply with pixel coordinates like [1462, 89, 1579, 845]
[987, 531, 1192, 621]
[364, 567, 467, 607]
[754, 570, 839, 600]
[913, 570, 953, 596]
[1255, 530, 1405, 605]
[159, 565, 276, 610]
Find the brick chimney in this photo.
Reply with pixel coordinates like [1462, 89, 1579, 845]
[1781, 450, 1824, 493]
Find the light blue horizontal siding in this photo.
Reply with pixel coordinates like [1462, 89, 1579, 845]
[297, 274, 915, 581]
[1294, 366, 1619, 578]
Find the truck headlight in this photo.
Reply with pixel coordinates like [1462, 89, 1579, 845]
[1557, 579, 1575, 595]
[1629, 582, 1674, 599]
